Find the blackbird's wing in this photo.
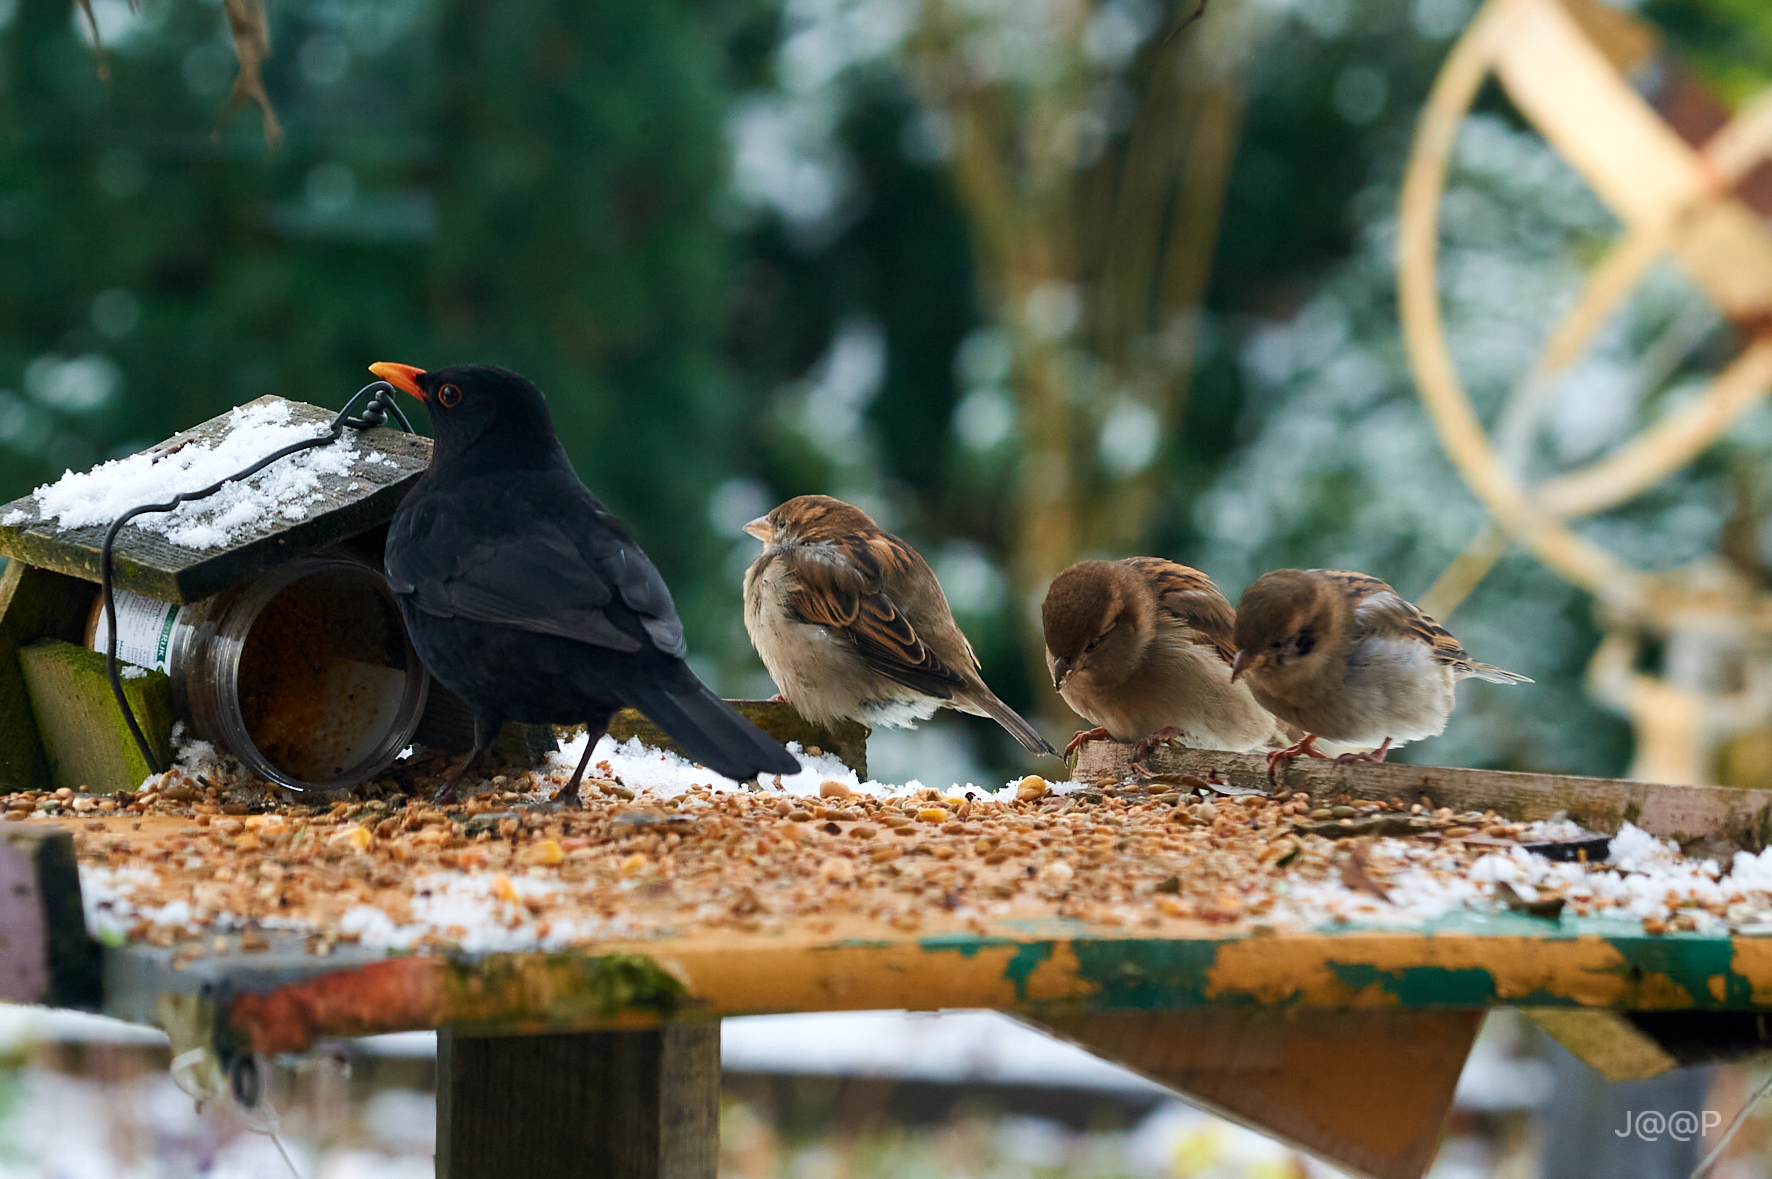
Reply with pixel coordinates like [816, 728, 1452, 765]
[1126, 558, 1239, 665]
[387, 481, 687, 659]
[784, 534, 968, 699]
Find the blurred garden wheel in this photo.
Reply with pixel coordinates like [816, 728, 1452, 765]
[1397, 0, 1772, 632]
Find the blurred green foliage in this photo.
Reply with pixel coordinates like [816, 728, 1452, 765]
[4, 0, 1771, 782]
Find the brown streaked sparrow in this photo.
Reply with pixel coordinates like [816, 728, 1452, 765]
[1231, 568, 1531, 777]
[1042, 557, 1288, 771]
[743, 495, 1057, 757]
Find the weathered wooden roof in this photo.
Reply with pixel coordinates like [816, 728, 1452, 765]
[0, 396, 431, 604]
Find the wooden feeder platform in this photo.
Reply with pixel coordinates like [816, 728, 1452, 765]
[7, 736, 1772, 1179]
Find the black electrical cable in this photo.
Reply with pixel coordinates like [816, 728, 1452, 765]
[101, 381, 414, 784]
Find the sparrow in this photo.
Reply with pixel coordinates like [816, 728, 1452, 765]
[742, 495, 1057, 757]
[1041, 558, 1288, 771]
[371, 362, 800, 802]
[1230, 568, 1531, 776]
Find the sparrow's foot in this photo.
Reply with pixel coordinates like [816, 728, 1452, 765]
[1130, 727, 1190, 777]
[1062, 727, 1113, 759]
[1335, 737, 1393, 765]
[1266, 733, 1327, 783]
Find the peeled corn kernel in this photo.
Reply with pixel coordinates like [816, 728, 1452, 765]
[916, 808, 948, 823]
[619, 853, 649, 876]
[1016, 775, 1048, 802]
[525, 840, 564, 867]
[330, 825, 373, 852]
[492, 874, 519, 903]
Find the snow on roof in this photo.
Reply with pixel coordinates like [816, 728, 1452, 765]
[3, 400, 392, 550]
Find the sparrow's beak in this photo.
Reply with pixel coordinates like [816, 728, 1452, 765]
[742, 516, 774, 543]
[369, 362, 427, 402]
[1051, 657, 1072, 691]
[1229, 649, 1253, 683]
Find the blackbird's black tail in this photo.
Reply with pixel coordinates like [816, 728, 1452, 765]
[621, 678, 802, 782]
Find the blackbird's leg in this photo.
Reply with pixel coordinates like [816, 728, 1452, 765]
[562, 720, 611, 804]
[433, 709, 503, 805]
[1063, 727, 1113, 759]
[1335, 737, 1393, 764]
[562, 707, 620, 803]
[1129, 727, 1189, 777]
[1265, 732, 1327, 783]
[433, 739, 489, 805]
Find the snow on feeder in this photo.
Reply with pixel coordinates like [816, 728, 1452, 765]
[0, 394, 542, 795]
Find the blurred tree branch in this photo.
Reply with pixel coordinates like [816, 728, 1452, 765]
[905, 0, 1251, 724]
[70, 0, 281, 146]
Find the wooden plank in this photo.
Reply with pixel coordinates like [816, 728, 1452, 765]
[609, 700, 869, 777]
[18, 640, 173, 794]
[0, 397, 431, 604]
[1033, 1009, 1481, 1179]
[1070, 740, 1772, 854]
[193, 911, 1772, 1058]
[0, 825, 100, 1008]
[0, 562, 98, 793]
[436, 1023, 719, 1179]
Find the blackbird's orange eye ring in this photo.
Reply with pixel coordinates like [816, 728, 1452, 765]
[438, 384, 462, 408]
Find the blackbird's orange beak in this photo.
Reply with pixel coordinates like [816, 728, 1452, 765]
[369, 362, 427, 402]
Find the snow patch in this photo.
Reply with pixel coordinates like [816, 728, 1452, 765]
[17, 401, 373, 550]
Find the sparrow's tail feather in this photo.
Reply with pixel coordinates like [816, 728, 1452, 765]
[1463, 661, 1533, 685]
[621, 679, 802, 782]
[961, 690, 1059, 757]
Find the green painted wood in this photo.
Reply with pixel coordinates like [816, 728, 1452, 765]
[609, 700, 868, 777]
[18, 639, 173, 794]
[0, 563, 98, 793]
[0, 397, 431, 604]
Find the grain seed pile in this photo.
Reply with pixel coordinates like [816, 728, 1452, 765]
[11, 731, 1772, 960]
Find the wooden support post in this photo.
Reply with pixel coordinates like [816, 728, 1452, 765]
[0, 825, 101, 1009]
[436, 1024, 720, 1179]
[1031, 1009, 1482, 1179]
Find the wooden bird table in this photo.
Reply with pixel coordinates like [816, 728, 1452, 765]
[10, 739, 1772, 1179]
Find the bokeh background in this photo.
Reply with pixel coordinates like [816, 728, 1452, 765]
[8, 0, 1772, 1174]
[3, 0, 1771, 787]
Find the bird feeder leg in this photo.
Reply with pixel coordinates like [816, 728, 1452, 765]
[436, 1023, 720, 1179]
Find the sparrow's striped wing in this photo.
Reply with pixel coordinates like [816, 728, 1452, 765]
[784, 533, 969, 698]
[1322, 569, 1529, 684]
[1127, 557, 1239, 665]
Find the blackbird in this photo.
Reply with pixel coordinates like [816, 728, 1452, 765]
[371, 361, 801, 802]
